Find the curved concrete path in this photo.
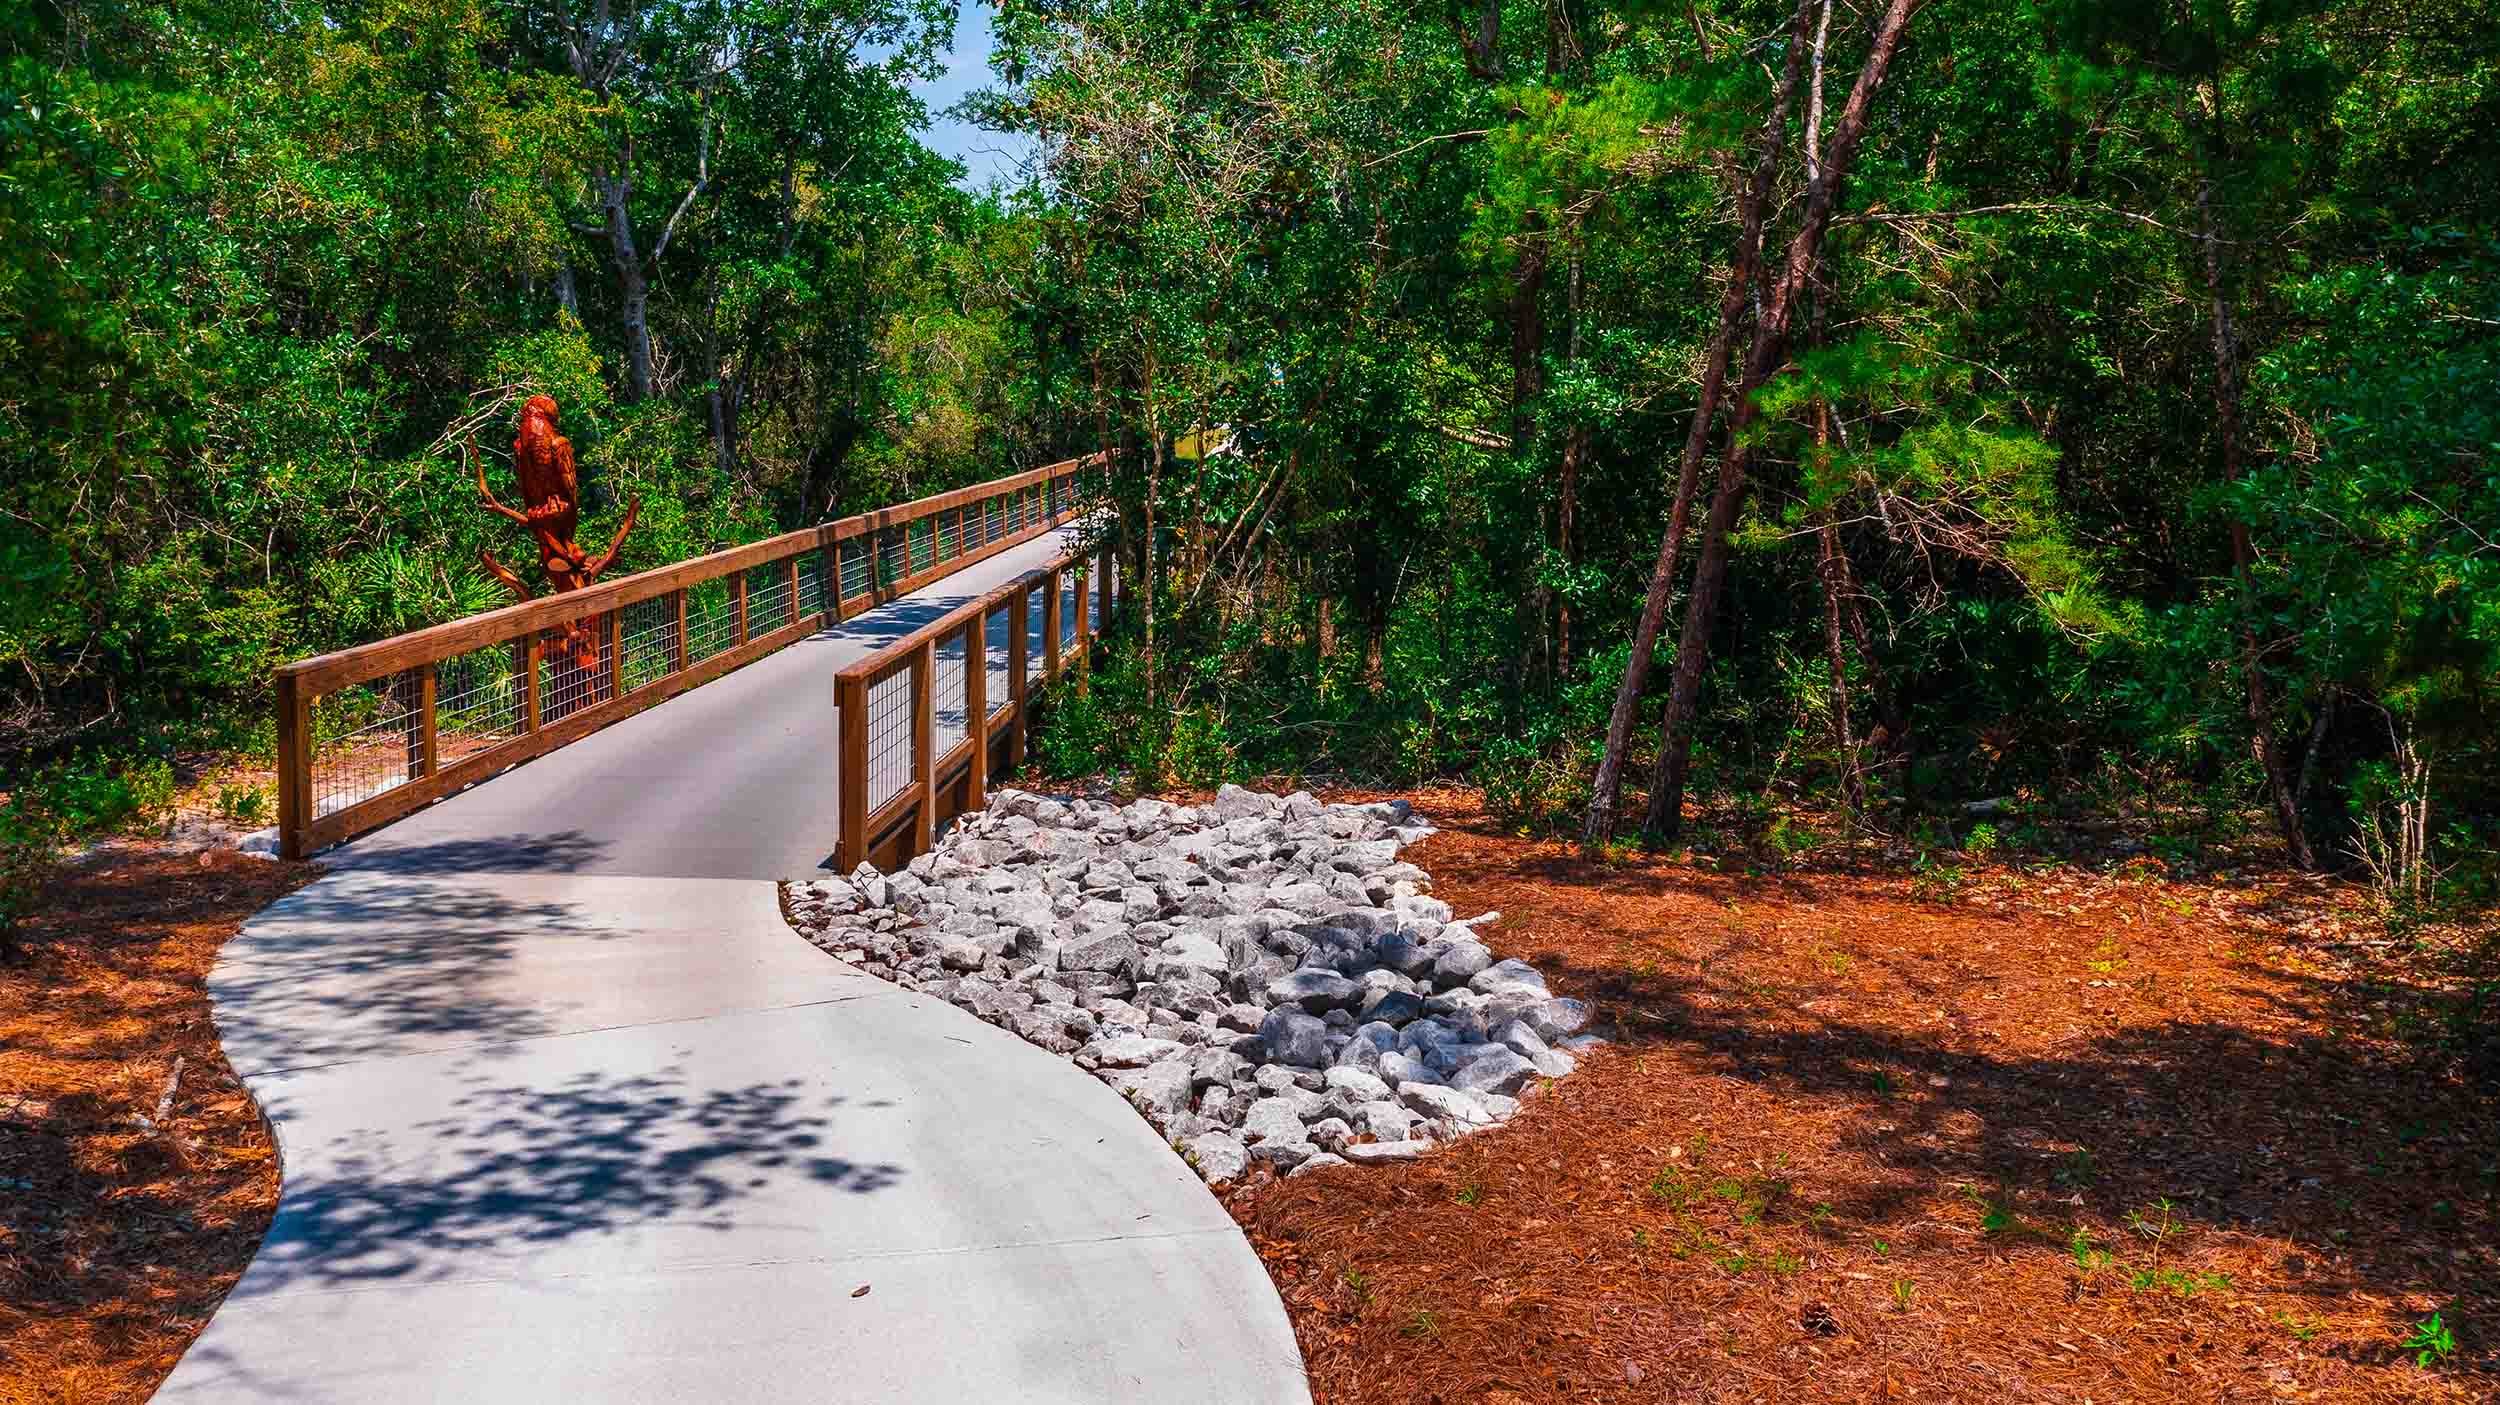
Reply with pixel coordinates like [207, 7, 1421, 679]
[161, 530, 1309, 1402]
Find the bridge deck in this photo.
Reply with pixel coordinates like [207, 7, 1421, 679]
[326, 523, 1085, 881]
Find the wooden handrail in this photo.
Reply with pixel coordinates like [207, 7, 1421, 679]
[833, 530, 1117, 872]
[275, 453, 1105, 860]
[280, 455, 1098, 695]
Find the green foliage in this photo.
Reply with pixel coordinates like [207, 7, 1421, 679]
[2404, 1311, 2458, 1368]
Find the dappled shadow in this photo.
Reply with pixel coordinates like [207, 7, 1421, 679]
[232, 1064, 903, 1298]
[327, 827, 610, 877]
[1567, 953, 2490, 1344]
[1411, 813, 2499, 1378]
[211, 859, 620, 1067]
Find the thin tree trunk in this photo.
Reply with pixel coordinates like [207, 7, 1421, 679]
[2195, 153, 2315, 869]
[1582, 0, 1817, 847]
[1644, 0, 1923, 839]
[1800, 0, 1863, 816]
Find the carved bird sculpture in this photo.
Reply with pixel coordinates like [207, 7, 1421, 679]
[470, 395, 642, 677]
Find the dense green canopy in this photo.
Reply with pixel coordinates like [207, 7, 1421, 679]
[4, 0, 2497, 903]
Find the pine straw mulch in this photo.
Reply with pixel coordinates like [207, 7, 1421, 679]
[0, 849, 316, 1405]
[1228, 787, 2496, 1404]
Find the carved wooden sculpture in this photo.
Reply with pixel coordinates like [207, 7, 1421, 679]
[469, 395, 642, 677]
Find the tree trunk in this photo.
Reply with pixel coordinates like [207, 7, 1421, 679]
[2195, 154, 2316, 869]
[1644, 0, 1923, 840]
[1582, 0, 1817, 847]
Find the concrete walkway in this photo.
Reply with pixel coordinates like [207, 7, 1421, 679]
[161, 530, 1310, 1402]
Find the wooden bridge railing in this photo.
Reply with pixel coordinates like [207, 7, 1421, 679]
[274, 455, 1103, 860]
[834, 528, 1120, 873]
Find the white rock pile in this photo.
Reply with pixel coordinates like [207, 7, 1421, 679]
[781, 784, 1597, 1184]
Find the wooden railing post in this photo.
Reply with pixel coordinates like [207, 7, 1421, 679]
[787, 552, 802, 628]
[605, 609, 624, 701]
[276, 672, 311, 861]
[1073, 568, 1091, 697]
[912, 639, 936, 856]
[1042, 570, 1061, 681]
[964, 615, 988, 812]
[836, 671, 867, 872]
[1008, 585, 1030, 774]
[733, 571, 751, 647]
[417, 662, 439, 777]
[522, 632, 543, 733]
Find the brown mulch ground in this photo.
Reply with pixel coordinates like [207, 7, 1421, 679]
[1229, 787, 2496, 1403]
[0, 850, 315, 1405]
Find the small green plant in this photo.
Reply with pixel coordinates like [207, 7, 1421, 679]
[1455, 1182, 1483, 1207]
[2273, 1310, 2324, 1343]
[1341, 1268, 1370, 1302]
[1910, 851, 1968, 901]
[2068, 1226, 2110, 1272]
[1963, 822, 2001, 857]
[1870, 1070, 1895, 1098]
[2128, 1266, 2231, 1297]
[1770, 1250, 1803, 1275]
[1631, 1228, 1651, 1249]
[2126, 1198, 2183, 1252]
[1647, 1166, 1691, 1206]
[1891, 1278, 1916, 1312]
[2403, 1312, 2455, 1368]
[216, 782, 270, 825]
[1401, 1310, 1440, 1340]
[1871, 1238, 1891, 1257]
[2054, 1149, 2099, 1188]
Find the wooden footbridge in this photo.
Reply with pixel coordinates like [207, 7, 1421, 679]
[272, 457, 1120, 878]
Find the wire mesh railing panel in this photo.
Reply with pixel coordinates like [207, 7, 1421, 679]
[983, 603, 1014, 723]
[866, 665, 914, 812]
[935, 512, 961, 565]
[538, 615, 617, 725]
[433, 642, 526, 773]
[745, 562, 795, 638]
[1088, 556, 1106, 632]
[933, 626, 970, 758]
[1024, 586, 1049, 672]
[796, 551, 826, 621]
[877, 527, 904, 591]
[309, 671, 423, 820]
[1060, 566, 1082, 648]
[839, 537, 871, 602]
[911, 520, 937, 573]
[684, 579, 738, 664]
[617, 595, 680, 694]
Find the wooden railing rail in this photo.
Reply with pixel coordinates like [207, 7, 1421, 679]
[833, 529, 1121, 873]
[275, 454, 1104, 860]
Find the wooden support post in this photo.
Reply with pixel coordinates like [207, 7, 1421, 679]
[1042, 570, 1061, 681]
[912, 639, 936, 856]
[963, 615, 988, 812]
[788, 552, 802, 627]
[276, 672, 311, 861]
[733, 572, 750, 647]
[1073, 569, 1091, 697]
[1008, 586, 1030, 773]
[672, 589, 690, 672]
[522, 631, 543, 733]
[1098, 550, 1113, 630]
[605, 609, 623, 700]
[836, 671, 867, 871]
[417, 662, 439, 777]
